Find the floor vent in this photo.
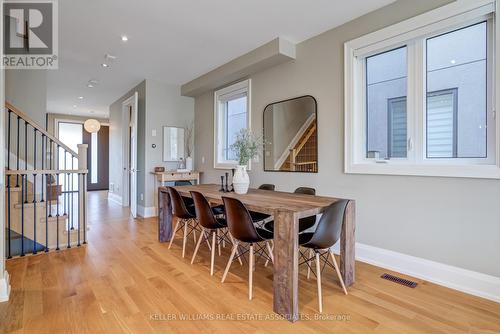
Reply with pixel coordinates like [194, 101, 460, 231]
[381, 273, 418, 288]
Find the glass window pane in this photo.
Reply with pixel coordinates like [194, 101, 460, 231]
[58, 122, 83, 192]
[366, 46, 407, 159]
[224, 95, 247, 160]
[58, 122, 83, 153]
[427, 90, 457, 158]
[388, 97, 407, 158]
[426, 22, 487, 158]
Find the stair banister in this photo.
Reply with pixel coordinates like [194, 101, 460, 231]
[77, 144, 88, 244]
[5, 102, 78, 159]
[4, 102, 90, 257]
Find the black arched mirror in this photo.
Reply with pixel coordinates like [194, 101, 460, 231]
[263, 95, 318, 173]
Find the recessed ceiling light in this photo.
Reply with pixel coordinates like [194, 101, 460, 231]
[121, 35, 128, 42]
[101, 63, 109, 68]
[87, 79, 98, 88]
[78, 96, 84, 99]
[450, 59, 456, 64]
[73, 105, 77, 108]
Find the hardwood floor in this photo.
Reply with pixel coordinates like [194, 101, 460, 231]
[1, 191, 499, 333]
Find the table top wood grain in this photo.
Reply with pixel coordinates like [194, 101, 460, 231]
[162, 183, 345, 218]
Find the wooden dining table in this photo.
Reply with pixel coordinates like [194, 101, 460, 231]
[157, 184, 355, 322]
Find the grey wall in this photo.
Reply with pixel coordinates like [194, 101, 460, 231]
[109, 80, 146, 204]
[5, 69, 48, 170]
[193, 0, 500, 277]
[5, 69, 47, 125]
[108, 79, 194, 211]
[144, 80, 194, 208]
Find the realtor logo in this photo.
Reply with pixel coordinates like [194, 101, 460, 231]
[3, 0, 58, 69]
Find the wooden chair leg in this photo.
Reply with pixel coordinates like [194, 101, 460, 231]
[217, 229, 221, 256]
[168, 218, 180, 249]
[182, 219, 188, 258]
[265, 241, 274, 266]
[264, 240, 274, 267]
[190, 228, 205, 264]
[330, 251, 348, 295]
[228, 233, 243, 265]
[221, 242, 239, 283]
[307, 248, 314, 280]
[203, 224, 212, 250]
[210, 231, 216, 276]
[249, 244, 254, 300]
[316, 251, 323, 313]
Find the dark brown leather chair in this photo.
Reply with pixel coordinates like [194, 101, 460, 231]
[174, 180, 194, 208]
[167, 187, 197, 258]
[299, 200, 349, 312]
[190, 191, 239, 275]
[264, 187, 317, 232]
[221, 196, 274, 300]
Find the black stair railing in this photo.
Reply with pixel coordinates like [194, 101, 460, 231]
[4, 102, 88, 258]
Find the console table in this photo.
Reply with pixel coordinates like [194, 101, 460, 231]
[151, 171, 201, 214]
[152, 170, 200, 184]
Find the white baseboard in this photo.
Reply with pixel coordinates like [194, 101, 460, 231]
[331, 242, 500, 303]
[0, 271, 11, 303]
[137, 205, 157, 218]
[107, 192, 122, 205]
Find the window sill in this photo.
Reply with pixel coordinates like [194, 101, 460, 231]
[345, 162, 500, 179]
[214, 161, 252, 170]
[214, 164, 236, 170]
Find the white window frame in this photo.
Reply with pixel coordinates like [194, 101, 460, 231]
[213, 79, 251, 169]
[344, 0, 500, 179]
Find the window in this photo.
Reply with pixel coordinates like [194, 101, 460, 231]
[366, 47, 408, 159]
[214, 79, 251, 168]
[225, 96, 247, 160]
[426, 22, 487, 159]
[345, 0, 500, 179]
[57, 122, 83, 192]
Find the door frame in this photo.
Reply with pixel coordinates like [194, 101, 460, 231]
[54, 118, 110, 192]
[83, 125, 110, 191]
[54, 118, 110, 138]
[122, 92, 138, 218]
[0, 7, 9, 300]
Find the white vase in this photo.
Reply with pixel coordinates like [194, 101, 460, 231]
[185, 156, 193, 171]
[233, 165, 249, 194]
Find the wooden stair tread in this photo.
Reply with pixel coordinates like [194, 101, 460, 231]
[14, 200, 58, 209]
[43, 213, 68, 221]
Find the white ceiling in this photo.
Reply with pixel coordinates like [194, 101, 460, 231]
[47, 0, 395, 118]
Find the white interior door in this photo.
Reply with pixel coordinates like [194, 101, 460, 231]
[122, 92, 138, 218]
